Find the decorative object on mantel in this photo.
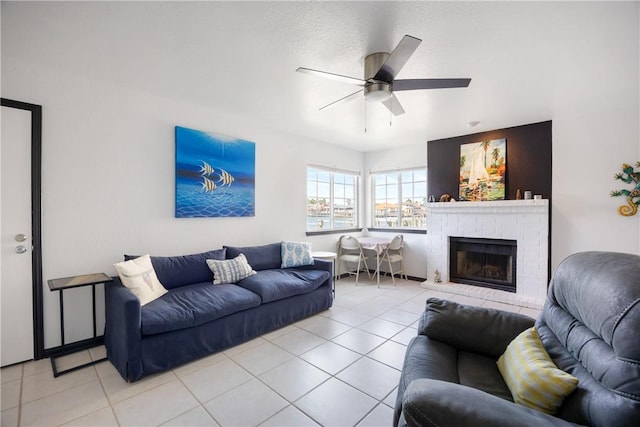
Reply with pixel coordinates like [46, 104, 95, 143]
[434, 269, 442, 283]
[610, 162, 640, 217]
[459, 138, 507, 201]
[175, 126, 255, 218]
[439, 193, 451, 202]
[516, 189, 522, 200]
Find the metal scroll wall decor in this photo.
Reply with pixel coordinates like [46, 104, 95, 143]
[610, 162, 640, 217]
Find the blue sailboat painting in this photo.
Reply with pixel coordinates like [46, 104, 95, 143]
[175, 126, 255, 218]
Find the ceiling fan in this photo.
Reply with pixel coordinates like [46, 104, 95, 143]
[296, 35, 471, 116]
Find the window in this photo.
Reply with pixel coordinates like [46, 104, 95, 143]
[307, 166, 359, 232]
[372, 168, 427, 229]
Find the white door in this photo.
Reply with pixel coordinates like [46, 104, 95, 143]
[1, 105, 34, 366]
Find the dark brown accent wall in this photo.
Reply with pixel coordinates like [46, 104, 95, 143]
[427, 121, 552, 201]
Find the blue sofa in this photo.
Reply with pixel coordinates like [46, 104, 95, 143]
[105, 243, 333, 382]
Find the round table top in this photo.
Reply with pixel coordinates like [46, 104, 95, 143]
[311, 251, 337, 259]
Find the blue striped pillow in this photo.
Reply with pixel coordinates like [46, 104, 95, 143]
[206, 254, 256, 285]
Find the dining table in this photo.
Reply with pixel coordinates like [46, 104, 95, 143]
[357, 236, 391, 286]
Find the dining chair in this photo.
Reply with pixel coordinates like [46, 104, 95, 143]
[336, 235, 371, 285]
[379, 234, 407, 285]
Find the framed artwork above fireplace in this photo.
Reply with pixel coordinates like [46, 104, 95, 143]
[459, 138, 506, 201]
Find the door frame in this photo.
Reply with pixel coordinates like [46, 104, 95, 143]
[1, 98, 44, 360]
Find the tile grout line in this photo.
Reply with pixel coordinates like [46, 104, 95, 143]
[61, 364, 117, 427]
[17, 363, 24, 427]
[9, 279, 534, 426]
[172, 370, 221, 427]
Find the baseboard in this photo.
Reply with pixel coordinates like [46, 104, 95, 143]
[336, 272, 425, 282]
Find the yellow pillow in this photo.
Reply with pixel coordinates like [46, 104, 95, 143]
[113, 254, 168, 306]
[497, 327, 578, 414]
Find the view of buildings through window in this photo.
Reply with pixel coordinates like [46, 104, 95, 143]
[373, 168, 427, 229]
[307, 166, 358, 231]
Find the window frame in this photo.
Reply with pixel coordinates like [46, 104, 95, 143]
[370, 167, 427, 232]
[306, 165, 361, 235]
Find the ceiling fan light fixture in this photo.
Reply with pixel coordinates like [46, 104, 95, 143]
[297, 34, 471, 117]
[364, 83, 392, 102]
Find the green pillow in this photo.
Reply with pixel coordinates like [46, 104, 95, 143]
[497, 327, 578, 414]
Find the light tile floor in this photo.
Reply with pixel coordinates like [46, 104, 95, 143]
[1, 277, 541, 427]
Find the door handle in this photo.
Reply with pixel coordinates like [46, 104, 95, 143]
[15, 234, 27, 242]
[15, 245, 28, 254]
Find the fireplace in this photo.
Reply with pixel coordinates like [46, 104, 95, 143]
[449, 237, 517, 292]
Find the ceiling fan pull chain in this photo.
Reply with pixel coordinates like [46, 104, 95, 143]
[364, 101, 367, 133]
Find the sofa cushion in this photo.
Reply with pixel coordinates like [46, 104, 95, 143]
[281, 241, 314, 268]
[206, 254, 256, 285]
[235, 269, 329, 303]
[420, 298, 535, 358]
[224, 243, 281, 271]
[458, 351, 513, 402]
[125, 249, 226, 289]
[113, 255, 168, 306]
[140, 282, 261, 335]
[497, 327, 578, 414]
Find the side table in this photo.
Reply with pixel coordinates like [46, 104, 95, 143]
[47, 272, 112, 377]
[311, 251, 337, 295]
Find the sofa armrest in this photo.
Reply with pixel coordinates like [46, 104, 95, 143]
[419, 298, 535, 358]
[104, 278, 143, 381]
[400, 379, 582, 427]
[298, 258, 332, 274]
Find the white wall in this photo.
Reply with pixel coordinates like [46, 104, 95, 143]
[2, 55, 364, 348]
[552, 107, 640, 270]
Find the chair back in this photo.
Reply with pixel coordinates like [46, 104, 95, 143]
[388, 234, 403, 251]
[338, 235, 361, 251]
[536, 251, 640, 427]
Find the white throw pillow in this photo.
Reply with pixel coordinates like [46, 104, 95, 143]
[206, 253, 256, 284]
[113, 254, 168, 306]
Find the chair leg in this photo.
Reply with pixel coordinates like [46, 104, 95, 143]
[355, 259, 360, 285]
[389, 259, 396, 285]
[362, 255, 372, 280]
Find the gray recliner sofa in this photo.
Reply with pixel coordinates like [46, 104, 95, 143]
[395, 251, 640, 426]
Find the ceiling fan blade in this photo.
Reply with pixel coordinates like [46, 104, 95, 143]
[393, 78, 471, 91]
[318, 88, 363, 111]
[373, 35, 422, 82]
[382, 94, 405, 116]
[296, 67, 367, 86]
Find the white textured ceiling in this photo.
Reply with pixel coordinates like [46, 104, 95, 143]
[3, 1, 638, 152]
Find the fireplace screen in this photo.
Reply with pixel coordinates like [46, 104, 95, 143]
[449, 237, 517, 292]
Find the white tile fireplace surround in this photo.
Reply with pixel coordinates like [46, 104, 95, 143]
[423, 200, 549, 308]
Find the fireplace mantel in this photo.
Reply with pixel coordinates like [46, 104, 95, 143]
[428, 199, 548, 213]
